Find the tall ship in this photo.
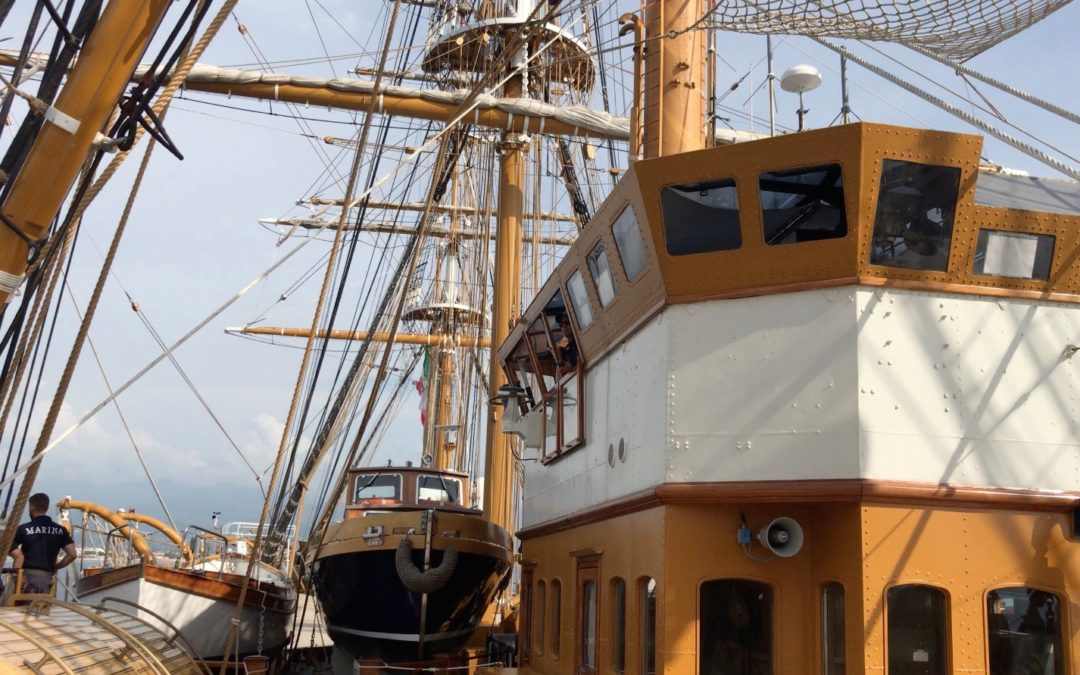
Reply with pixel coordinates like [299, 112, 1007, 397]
[0, 0, 1074, 673]
[486, 2, 1080, 674]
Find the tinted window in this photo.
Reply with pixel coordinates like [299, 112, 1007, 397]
[661, 179, 741, 255]
[581, 580, 597, 670]
[542, 402, 559, 461]
[871, 160, 960, 271]
[586, 243, 617, 307]
[700, 579, 773, 674]
[417, 475, 460, 502]
[640, 577, 657, 675]
[887, 584, 948, 675]
[560, 371, 581, 451]
[987, 588, 1064, 675]
[536, 580, 546, 654]
[822, 582, 845, 675]
[612, 578, 626, 673]
[761, 164, 846, 245]
[552, 580, 562, 656]
[354, 474, 401, 501]
[566, 271, 594, 328]
[973, 230, 1054, 281]
[611, 206, 647, 281]
[522, 577, 533, 662]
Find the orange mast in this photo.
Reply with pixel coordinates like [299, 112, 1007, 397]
[0, 0, 172, 305]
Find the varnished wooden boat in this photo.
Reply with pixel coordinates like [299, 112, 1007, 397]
[311, 466, 512, 662]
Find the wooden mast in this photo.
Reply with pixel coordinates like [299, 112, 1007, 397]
[0, 0, 172, 305]
[224, 325, 492, 348]
[643, 0, 708, 157]
[431, 186, 457, 471]
[483, 69, 527, 530]
[432, 343, 457, 469]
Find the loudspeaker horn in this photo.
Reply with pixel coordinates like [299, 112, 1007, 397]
[757, 516, 804, 558]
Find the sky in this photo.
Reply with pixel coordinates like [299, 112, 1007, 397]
[0, 0, 1077, 540]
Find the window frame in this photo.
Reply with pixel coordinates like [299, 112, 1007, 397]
[611, 577, 627, 674]
[502, 290, 586, 464]
[523, 315, 557, 399]
[585, 241, 618, 308]
[972, 228, 1056, 281]
[698, 578, 775, 675]
[565, 270, 595, 330]
[869, 158, 962, 272]
[552, 579, 563, 658]
[415, 474, 462, 504]
[521, 565, 535, 665]
[639, 576, 657, 675]
[536, 579, 547, 656]
[576, 556, 601, 674]
[985, 585, 1067, 675]
[352, 472, 403, 504]
[821, 581, 846, 675]
[758, 163, 848, 246]
[659, 177, 742, 256]
[885, 582, 951, 675]
[610, 204, 648, 283]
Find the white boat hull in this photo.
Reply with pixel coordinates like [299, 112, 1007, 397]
[75, 564, 294, 660]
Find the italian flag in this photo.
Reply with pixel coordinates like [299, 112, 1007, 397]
[414, 347, 431, 425]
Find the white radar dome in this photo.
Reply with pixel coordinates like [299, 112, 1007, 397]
[780, 65, 823, 94]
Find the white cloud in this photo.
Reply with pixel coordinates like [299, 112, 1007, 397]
[30, 403, 270, 491]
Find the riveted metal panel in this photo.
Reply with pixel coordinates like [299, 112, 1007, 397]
[857, 124, 983, 284]
[635, 123, 865, 299]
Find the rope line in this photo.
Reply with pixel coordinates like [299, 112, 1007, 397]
[216, 1, 407, 667]
[815, 39, 1080, 181]
[904, 42, 1080, 126]
[0, 0, 230, 557]
[128, 295, 264, 488]
[63, 283, 179, 533]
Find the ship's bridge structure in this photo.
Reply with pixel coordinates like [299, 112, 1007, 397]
[497, 122, 1080, 674]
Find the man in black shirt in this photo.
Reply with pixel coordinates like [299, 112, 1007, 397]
[10, 493, 76, 594]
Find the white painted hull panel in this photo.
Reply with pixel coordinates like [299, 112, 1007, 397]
[78, 576, 290, 659]
[524, 285, 1080, 526]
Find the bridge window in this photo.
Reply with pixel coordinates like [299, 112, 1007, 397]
[700, 579, 774, 674]
[353, 473, 402, 502]
[760, 164, 846, 245]
[417, 475, 461, 503]
[587, 242, 617, 307]
[640, 577, 657, 675]
[987, 588, 1064, 675]
[580, 579, 598, 671]
[973, 230, 1055, 281]
[536, 580, 547, 655]
[887, 584, 948, 675]
[871, 160, 960, 271]
[521, 569, 534, 663]
[822, 582, 846, 675]
[566, 270, 594, 328]
[611, 577, 627, 673]
[509, 344, 541, 411]
[576, 555, 600, 673]
[552, 580, 562, 657]
[661, 178, 741, 255]
[504, 290, 585, 462]
[611, 206, 647, 282]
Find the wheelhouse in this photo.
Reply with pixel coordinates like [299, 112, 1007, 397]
[343, 465, 476, 516]
[503, 122, 1080, 674]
